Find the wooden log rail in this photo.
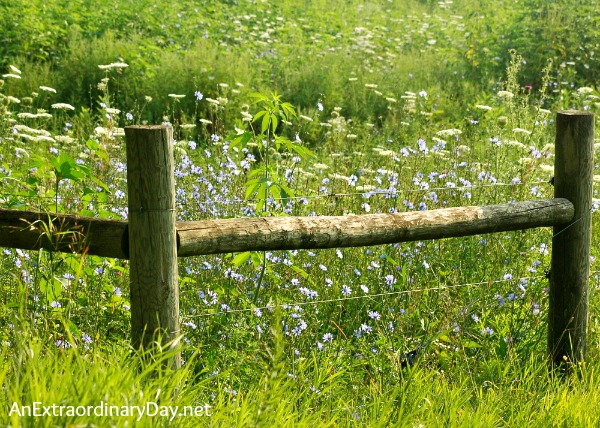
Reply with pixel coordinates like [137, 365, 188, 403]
[0, 198, 574, 258]
[0, 208, 128, 258]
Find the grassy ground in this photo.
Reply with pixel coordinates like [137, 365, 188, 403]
[1, 0, 600, 426]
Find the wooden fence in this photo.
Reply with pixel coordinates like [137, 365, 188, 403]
[0, 111, 594, 370]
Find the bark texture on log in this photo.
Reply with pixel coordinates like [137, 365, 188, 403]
[0, 208, 127, 258]
[177, 198, 573, 256]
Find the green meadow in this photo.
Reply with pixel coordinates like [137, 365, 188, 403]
[1, 0, 600, 425]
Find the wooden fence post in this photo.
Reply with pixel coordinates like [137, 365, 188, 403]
[125, 125, 180, 368]
[549, 111, 594, 369]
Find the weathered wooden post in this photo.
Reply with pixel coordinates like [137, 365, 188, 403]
[549, 111, 594, 369]
[125, 125, 180, 368]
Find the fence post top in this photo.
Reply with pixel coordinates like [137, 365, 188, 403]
[124, 125, 172, 130]
[557, 110, 595, 116]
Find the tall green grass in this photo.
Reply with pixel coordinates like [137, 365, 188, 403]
[4, 325, 600, 426]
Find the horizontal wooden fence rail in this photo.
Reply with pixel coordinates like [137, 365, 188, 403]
[176, 198, 573, 256]
[0, 198, 574, 258]
[0, 208, 128, 258]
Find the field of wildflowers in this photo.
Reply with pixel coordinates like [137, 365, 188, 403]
[1, 0, 600, 425]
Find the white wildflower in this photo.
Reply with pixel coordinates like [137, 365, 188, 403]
[330, 173, 349, 181]
[15, 147, 30, 157]
[578, 87, 594, 95]
[94, 127, 110, 136]
[33, 135, 56, 143]
[13, 125, 51, 136]
[54, 135, 75, 144]
[356, 185, 376, 191]
[98, 62, 129, 70]
[17, 133, 35, 141]
[39, 86, 57, 93]
[51, 103, 75, 110]
[297, 168, 316, 178]
[505, 140, 526, 149]
[436, 128, 462, 137]
[513, 128, 532, 135]
[497, 90, 515, 99]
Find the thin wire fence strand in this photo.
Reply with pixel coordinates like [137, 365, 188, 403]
[551, 205, 595, 239]
[182, 275, 549, 319]
[0, 192, 128, 208]
[26, 271, 600, 321]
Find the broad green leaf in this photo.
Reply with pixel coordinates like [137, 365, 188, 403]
[227, 131, 253, 149]
[270, 183, 281, 200]
[248, 166, 268, 179]
[261, 112, 270, 134]
[281, 102, 296, 118]
[291, 265, 309, 278]
[278, 182, 295, 199]
[96, 191, 108, 202]
[249, 92, 269, 103]
[270, 114, 278, 134]
[232, 251, 251, 267]
[384, 255, 398, 265]
[253, 110, 267, 122]
[250, 251, 262, 267]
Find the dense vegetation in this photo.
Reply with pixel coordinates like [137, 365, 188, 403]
[1, 0, 600, 425]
